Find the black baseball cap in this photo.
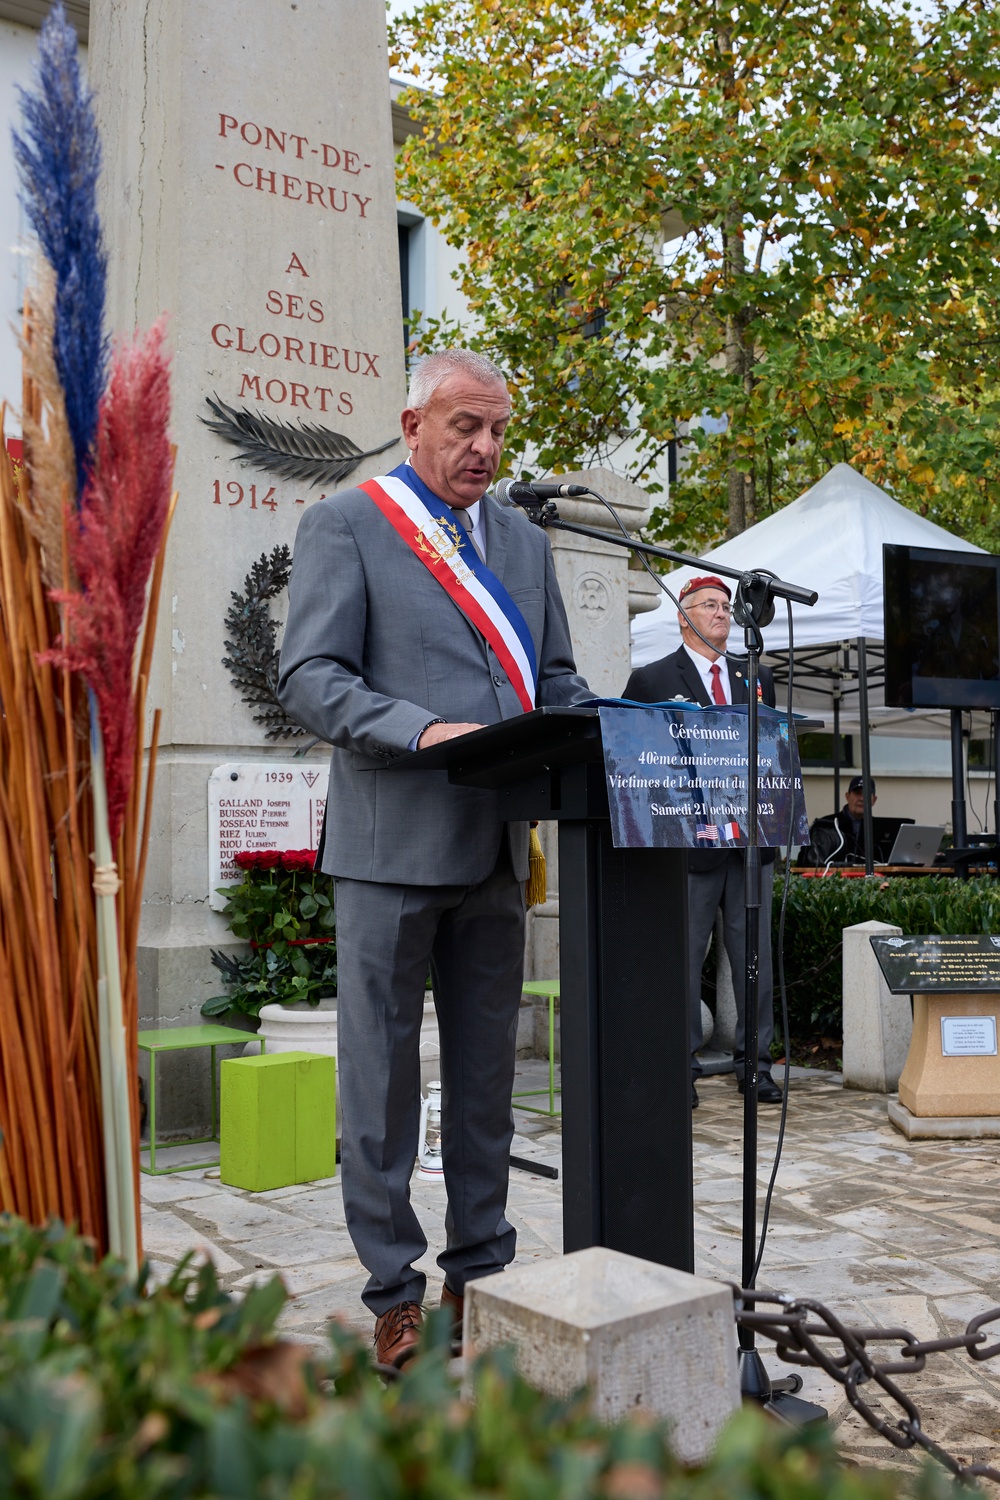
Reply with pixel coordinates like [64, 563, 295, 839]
[847, 776, 876, 794]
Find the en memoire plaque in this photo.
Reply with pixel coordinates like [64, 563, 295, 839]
[870, 934, 1000, 995]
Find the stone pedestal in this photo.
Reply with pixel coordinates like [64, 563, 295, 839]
[464, 1247, 739, 1465]
[524, 469, 655, 985]
[888, 1098, 1000, 1140]
[897, 993, 1000, 1117]
[90, 0, 407, 1128]
[842, 920, 911, 1092]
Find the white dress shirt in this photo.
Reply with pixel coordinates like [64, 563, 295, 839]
[683, 643, 732, 704]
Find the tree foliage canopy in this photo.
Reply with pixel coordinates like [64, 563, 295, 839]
[392, 0, 1000, 550]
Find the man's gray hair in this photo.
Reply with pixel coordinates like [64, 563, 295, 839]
[407, 349, 507, 409]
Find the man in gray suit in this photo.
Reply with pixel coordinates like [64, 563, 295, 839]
[278, 349, 589, 1367]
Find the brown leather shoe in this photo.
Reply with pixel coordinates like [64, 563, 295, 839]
[440, 1282, 464, 1344]
[373, 1300, 423, 1369]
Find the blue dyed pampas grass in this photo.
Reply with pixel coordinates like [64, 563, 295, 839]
[13, 0, 108, 496]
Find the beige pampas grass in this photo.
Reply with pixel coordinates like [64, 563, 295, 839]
[19, 263, 77, 590]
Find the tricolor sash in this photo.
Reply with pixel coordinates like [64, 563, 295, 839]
[360, 464, 538, 712]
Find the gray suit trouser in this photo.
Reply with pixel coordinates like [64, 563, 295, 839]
[688, 854, 774, 1081]
[334, 843, 525, 1315]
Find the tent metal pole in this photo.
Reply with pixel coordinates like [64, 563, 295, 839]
[993, 712, 1000, 841]
[857, 638, 875, 876]
[832, 686, 841, 815]
[951, 709, 968, 867]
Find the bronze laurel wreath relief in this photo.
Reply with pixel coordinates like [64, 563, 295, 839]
[222, 546, 306, 741]
[202, 394, 399, 487]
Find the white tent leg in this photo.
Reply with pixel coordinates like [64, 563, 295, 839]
[832, 685, 841, 814]
[857, 637, 875, 875]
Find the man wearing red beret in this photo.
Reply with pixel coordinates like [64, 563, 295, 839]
[623, 576, 782, 1108]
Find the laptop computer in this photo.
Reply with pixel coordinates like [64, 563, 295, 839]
[884, 824, 946, 866]
[872, 815, 914, 863]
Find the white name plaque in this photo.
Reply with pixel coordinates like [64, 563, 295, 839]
[208, 762, 328, 910]
[940, 1015, 998, 1057]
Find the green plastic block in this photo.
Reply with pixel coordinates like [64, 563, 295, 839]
[220, 1050, 336, 1191]
[294, 1054, 337, 1183]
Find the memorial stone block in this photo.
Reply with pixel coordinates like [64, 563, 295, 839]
[90, 0, 407, 1095]
[842, 920, 910, 1093]
[465, 1247, 739, 1466]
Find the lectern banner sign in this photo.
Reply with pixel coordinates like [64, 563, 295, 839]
[871, 934, 1000, 995]
[596, 703, 808, 850]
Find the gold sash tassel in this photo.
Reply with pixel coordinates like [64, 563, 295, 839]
[526, 826, 546, 908]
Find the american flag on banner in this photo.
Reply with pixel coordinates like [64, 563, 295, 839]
[696, 824, 719, 841]
[721, 821, 741, 841]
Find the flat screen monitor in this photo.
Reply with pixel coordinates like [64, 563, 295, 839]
[883, 543, 1000, 709]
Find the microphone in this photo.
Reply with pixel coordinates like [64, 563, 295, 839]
[492, 477, 592, 506]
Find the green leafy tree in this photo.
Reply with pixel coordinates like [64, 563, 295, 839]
[392, 0, 1000, 550]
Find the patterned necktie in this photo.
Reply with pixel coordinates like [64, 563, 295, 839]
[451, 506, 484, 562]
[709, 662, 727, 705]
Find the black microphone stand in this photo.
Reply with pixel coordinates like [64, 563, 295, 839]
[521, 497, 824, 1421]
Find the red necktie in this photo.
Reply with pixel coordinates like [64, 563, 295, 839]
[709, 662, 727, 705]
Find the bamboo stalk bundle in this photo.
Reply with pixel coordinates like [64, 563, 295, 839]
[0, 399, 174, 1257]
[0, 2, 175, 1266]
[0, 411, 102, 1238]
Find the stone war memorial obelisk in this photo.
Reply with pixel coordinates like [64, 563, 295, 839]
[90, 0, 407, 1121]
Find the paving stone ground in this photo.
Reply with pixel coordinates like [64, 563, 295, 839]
[141, 1062, 1000, 1477]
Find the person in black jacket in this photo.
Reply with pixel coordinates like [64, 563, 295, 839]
[797, 776, 877, 867]
[623, 575, 782, 1107]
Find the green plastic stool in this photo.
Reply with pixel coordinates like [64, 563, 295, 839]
[221, 1050, 336, 1192]
[515, 981, 560, 1116]
[138, 1024, 263, 1175]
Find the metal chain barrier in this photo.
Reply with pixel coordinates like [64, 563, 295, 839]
[734, 1286, 1000, 1484]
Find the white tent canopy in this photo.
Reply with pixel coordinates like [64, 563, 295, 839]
[631, 463, 984, 666]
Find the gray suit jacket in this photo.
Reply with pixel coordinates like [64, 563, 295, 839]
[277, 484, 590, 886]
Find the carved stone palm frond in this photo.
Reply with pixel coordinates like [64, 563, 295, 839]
[202, 394, 399, 488]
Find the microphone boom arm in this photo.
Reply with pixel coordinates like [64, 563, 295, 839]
[532, 505, 818, 611]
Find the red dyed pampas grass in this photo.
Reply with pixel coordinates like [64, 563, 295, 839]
[44, 320, 172, 843]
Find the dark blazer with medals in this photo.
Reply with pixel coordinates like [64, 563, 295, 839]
[623, 644, 777, 871]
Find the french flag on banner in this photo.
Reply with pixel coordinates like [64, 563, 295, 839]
[722, 821, 741, 841]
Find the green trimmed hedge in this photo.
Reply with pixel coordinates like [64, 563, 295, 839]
[774, 874, 1000, 1042]
[0, 1215, 937, 1499]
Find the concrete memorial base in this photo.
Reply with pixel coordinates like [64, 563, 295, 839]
[888, 1097, 1000, 1140]
[464, 1247, 739, 1466]
[842, 920, 911, 1093]
[897, 992, 1000, 1117]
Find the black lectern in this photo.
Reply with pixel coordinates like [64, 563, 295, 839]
[396, 706, 693, 1273]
